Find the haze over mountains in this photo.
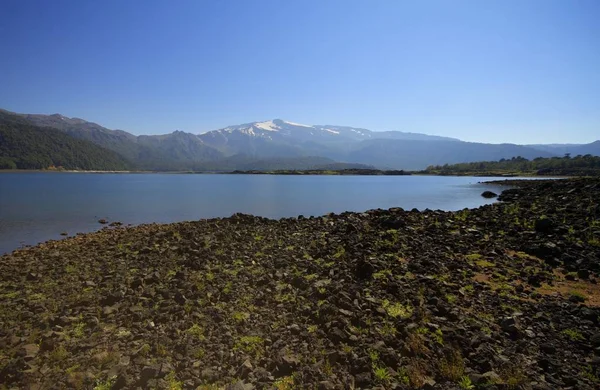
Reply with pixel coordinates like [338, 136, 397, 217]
[2, 108, 599, 171]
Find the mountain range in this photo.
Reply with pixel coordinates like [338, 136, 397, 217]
[0, 110, 130, 170]
[1, 108, 599, 171]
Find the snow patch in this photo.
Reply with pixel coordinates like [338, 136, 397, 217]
[349, 128, 370, 136]
[241, 127, 255, 136]
[283, 120, 312, 128]
[254, 120, 280, 131]
[324, 129, 340, 134]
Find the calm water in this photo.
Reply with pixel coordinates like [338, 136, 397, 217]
[0, 173, 517, 255]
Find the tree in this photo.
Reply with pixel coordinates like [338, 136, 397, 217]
[0, 157, 16, 169]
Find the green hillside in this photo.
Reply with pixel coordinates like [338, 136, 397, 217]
[0, 111, 131, 170]
[424, 155, 600, 176]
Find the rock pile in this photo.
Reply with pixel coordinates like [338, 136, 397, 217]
[0, 178, 599, 389]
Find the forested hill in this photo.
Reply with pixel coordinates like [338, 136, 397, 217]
[0, 111, 131, 170]
[424, 155, 600, 176]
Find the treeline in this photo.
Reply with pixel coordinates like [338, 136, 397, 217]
[230, 169, 411, 176]
[425, 155, 600, 176]
[0, 112, 131, 170]
[137, 156, 375, 173]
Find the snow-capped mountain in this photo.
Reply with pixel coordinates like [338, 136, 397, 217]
[200, 119, 360, 142]
[200, 119, 459, 142]
[194, 119, 567, 169]
[197, 119, 460, 157]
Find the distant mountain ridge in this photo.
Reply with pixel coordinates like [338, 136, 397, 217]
[526, 141, 600, 157]
[0, 111, 130, 170]
[195, 119, 560, 169]
[19, 111, 222, 170]
[2, 108, 599, 171]
[199, 119, 459, 144]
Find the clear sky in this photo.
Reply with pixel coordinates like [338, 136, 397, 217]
[1, 0, 598, 144]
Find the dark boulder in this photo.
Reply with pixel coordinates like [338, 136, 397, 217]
[534, 217, 555, 233]
[590, 333, 600, 347]
[500, 316, 521, 340]
[569, 294, 585, 303]
[577, 269, 590, 280]
[354, 260, 374, 280]
[481, 191, 498, 198]
[540, 344, 556, 354]
[379, 216, 404, 229]
[354, 372, 372, 386]
[526, 243, 561, 265]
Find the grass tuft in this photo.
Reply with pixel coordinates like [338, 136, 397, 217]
[382, 300, 413, 319]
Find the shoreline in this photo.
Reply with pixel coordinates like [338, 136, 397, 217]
[0, 178, 548, 256]
[0, 177, 518, 256]
[1, 178, 599, 388]
[0, 169, 573, 177]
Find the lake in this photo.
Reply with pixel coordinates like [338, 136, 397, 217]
[0, 173, 518, 255]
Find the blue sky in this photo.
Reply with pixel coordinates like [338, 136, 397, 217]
[1, 0, 598, 144]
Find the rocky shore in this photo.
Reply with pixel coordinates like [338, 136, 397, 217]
[1, 178, 599, 389]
